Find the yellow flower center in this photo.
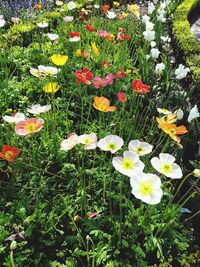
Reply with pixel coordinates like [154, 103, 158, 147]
[83, 138, 91, 144]
[134, 146, 144, 155]
[5, 151, 13, 159]
[161, 163, 173, 174]
[122, 158, 133, 170]
[106, 143, 116, 150]
[25, 123, 36, 134]
[139, 182, 153, 196]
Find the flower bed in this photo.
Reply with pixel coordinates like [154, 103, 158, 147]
[0, 1, 200, 266]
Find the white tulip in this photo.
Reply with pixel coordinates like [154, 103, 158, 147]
[188, 105, 199, 123]
[0, 19, 6, 27]
[175, 64, 190, 79]
[155, 63, 165, 74]
[151, 48, 160, 59]
[143, 30, 155, 42]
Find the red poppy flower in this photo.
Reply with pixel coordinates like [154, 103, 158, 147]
[80, 12, 86, 21]
[113, 68, 125, 79]
[132, 79, 151, 93]
[69, 32, 80, 38]
[117, 33, 131, 40]
[86, 24, 95, 32]
[0, 145, 21, 163]
[75, 68, 93, 85]
[102, 60, 111, 68]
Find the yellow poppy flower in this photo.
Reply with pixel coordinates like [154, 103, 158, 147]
[43, 82, 60, 93]
[51, 54, 68, 66]
[156, 114, 177, 125]
[91, 42, 99, 57]
[113, 1, 120, 7]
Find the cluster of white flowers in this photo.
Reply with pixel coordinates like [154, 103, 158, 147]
[60, 132, 186, 205]
[142, 16, 155, 42]
[3, 104, 51, 124]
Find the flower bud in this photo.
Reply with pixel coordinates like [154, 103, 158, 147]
[10, 241, 17, 251]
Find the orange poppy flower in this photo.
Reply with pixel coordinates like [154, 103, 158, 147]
[93, 96, 116, 112]
[34, 3, 42, 9]
[101, 4, 110, 14]
[160, 123, 188, 143]
[0, 145, 21, 163]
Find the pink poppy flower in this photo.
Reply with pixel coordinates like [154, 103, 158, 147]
[15, 118, 44, 136]
[97, 30, 110, 38]
[93, 76, 107, 89]
[88, 212, 97, 218]
[117, 92, 127, 103]
[105, 73, 114, 85]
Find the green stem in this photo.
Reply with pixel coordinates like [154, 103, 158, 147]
[10, 251, 15, 267]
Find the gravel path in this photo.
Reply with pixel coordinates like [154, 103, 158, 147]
[191, 16, 200, 43]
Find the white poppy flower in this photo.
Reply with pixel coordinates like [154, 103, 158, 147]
[61, 134, 79, 151]
[130, 173, 163, 204]
[106, 11, 117, 19]
[38, 65, 60, 76]
[97, 135, 124, 154]
[94, 4, 100, 8]
[30, 67, 41, 78]
[151, 153, 183, 179]
[37, 22, 49, 28]
[11, 17, 20, 23]
[193, 169, 200, 178]
[3, 112, 25, 124]
[27, 104, 51, 115]
[0, 19, 6, 27]
[175, 109, 184, 120]
[148, 2, 155, 14]
[188, 105, 199, 123]
[175, 64, 190, 79]
[46, 33, 59, 41]
[63, 16, 74, 22]
[157, 108, 172, 115]
[67, 1, 76, 10]
[56, 0, 63, 6]
[128, 140, 153, 156]
[78, 133, 97, 150]
[151, 48, 160, 59]
[143, 30, 155, 42]
[155, 63, 165, 75]
[112, 151, 144, 177]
